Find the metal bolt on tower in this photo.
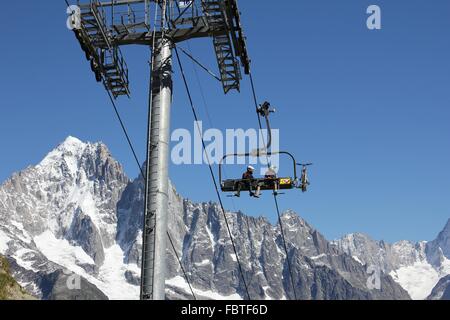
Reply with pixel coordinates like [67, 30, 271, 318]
[70, 0, 250, 300]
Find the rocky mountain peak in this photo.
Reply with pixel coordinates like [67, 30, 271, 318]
[280, 210, 311, 230]
[0, 137, 130, 280]
[437, 219, 450, 243]
[340, 232, 373, 245]
[39, 136, 86, 171]
[37, 137, 123, 182]
[426, 219, 450, 267]
[335, 220, 450, 300]
[60, 135, 86, 150]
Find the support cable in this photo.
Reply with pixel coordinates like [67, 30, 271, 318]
[179, 38, 260, 292]
[181, 42, 235, 210]
[248, 72, 299, 300]
[167, 228, 197, 300]
[181, 42, 256, 290]
[274, 191, 298, 300]
[174, 45, 252, 301]
[178, 46, 221, 82]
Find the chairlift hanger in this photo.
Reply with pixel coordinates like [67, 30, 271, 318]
[219, 101, 312, 196]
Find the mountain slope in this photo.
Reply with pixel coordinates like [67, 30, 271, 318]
[0, 136, 131, 299]
[0, 255, 35, 300]
[0, 137, 410, 300]
[334, 220, 450, 300]
[427, 274, 450, 300]
[118, 174, 409, 300]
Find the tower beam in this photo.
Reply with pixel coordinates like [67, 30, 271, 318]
[141, 36, 173, 300]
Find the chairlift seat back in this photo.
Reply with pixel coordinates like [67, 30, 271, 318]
[221, 177, 294, 192]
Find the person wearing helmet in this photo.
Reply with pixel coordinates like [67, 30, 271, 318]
[235, 166, 260, 198]
[243, 165, 255, 180]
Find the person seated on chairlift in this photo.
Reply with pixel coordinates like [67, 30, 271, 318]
[265, 166, 277, 179]
[265, 166, 279, 195]
[235, 165, 261, 198]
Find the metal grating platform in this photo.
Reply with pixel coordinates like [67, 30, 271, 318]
[72, 0, 250, 96]
[202, 0, 241, 93]
[74, 0, 130, 98]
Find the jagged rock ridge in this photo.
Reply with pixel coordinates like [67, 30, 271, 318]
[334, 219, 450, 300]
[0, 137, 431, 300]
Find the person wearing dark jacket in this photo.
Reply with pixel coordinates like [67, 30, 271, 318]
[235, 166, 260, 198]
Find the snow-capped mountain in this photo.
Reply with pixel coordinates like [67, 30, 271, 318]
[333, 220, 450, 300]
[0, 137, 412, 300]
[0, 136, 132, 299]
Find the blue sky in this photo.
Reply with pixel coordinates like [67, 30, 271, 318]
[0, 0, 449, 243]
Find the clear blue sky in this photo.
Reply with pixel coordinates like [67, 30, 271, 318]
[0, 1, 449, 243]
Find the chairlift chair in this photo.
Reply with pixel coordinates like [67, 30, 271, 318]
[219, 151, 311, 196]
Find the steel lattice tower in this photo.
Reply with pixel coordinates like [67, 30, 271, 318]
[70, 0, 250, 300]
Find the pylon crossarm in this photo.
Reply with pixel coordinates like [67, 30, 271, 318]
[112, 23, 224, 46]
